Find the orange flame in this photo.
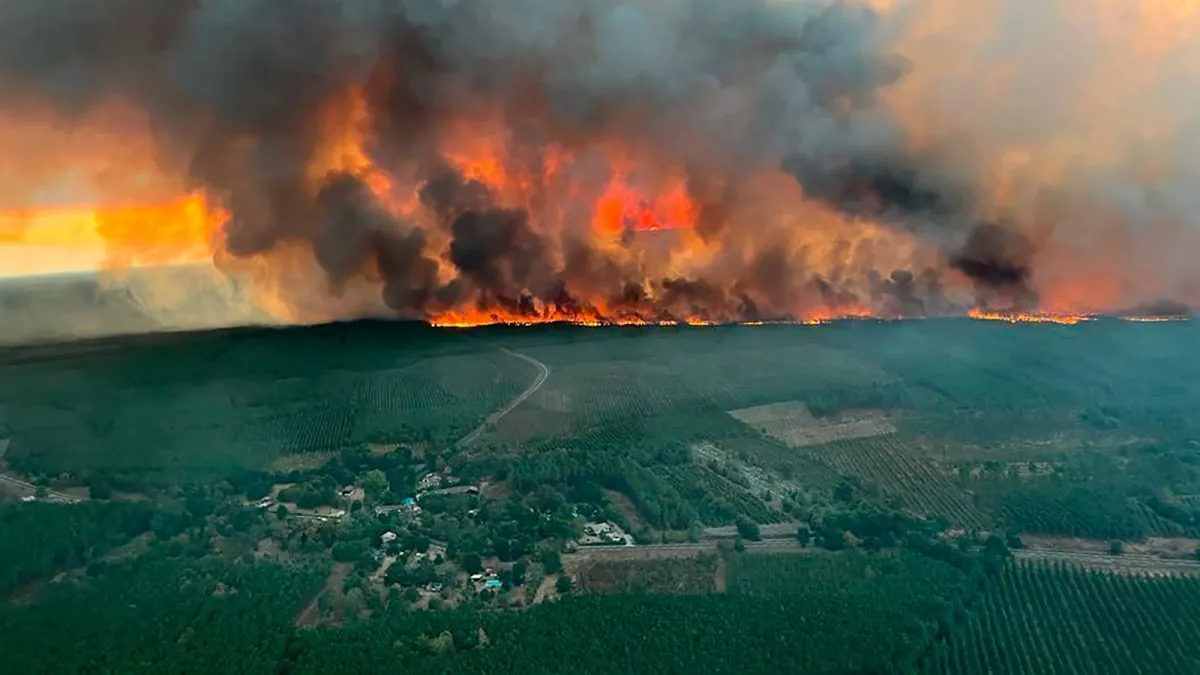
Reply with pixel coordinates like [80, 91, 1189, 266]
[967, 308, 1093, 325]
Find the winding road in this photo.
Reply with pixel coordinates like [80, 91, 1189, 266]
[455, 348, 550, 448]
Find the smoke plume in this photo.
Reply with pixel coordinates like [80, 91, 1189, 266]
[1, 0, 1199, 325]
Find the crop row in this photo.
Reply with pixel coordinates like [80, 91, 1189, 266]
[653, 464, 784, 525]
[806, 435, 990, 529]
[999, 489, 1156, 541]
[926, 559, 1200, 675]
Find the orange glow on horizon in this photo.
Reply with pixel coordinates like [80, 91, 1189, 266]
[967, 308, 1093, 325]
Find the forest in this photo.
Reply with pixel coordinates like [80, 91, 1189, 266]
[0, 501, 156, 595]
[0, 557, 325, 674]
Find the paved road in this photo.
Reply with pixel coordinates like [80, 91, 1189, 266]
[455, 349, 550, 448]
[0, 472, 80, 503]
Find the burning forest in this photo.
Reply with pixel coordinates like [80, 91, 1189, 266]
[1, 0, 1200, 329]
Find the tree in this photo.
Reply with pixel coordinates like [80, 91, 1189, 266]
[361, 470, 388, 499]
[733, 537, 746, 553]
[384, 562, 408, 587]
[795, 526, 812, 547]
[463, 553, 484, 575]
[88, 478, 113, 500]
[735, 517, 761, 542]
[984, 534, 1011, 559]
[511, 561, 528, 586]
[833, 482, 855, 503]
[275, 504, 289, 520]
[555, 575, 573, 594]
[1109, 540, 1124, 556]
[540, 550, 563, 574]
[332, 541, 367, 563]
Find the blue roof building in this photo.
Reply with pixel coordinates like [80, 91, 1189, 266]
[484, 579, 503, 589]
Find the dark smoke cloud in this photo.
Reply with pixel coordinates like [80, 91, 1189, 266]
[0, 0, 1126, 322]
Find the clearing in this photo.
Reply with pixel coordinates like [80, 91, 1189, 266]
[692, 441, 803, 502]
[728, 401, 896, 448]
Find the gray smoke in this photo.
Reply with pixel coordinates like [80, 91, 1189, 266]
[0, 0, 1079, 321]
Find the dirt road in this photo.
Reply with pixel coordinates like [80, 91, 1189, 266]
[456, 349, 550, 448]
[0, 472, 80, 503]
[294, 562, 351, 627]
[567, 540, 810, 563]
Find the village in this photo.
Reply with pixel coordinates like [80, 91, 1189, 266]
[234, 464, 641, 615]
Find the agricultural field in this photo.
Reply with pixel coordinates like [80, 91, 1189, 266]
[802, 435, 992, 529]
[573, 554, 719, 594]
[926, 559, 1200, 675]
[728, 400, 897, 448]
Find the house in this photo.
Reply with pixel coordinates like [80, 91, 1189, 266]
[579, 521, 634, 547]
[402, 497, 416, 506]
[484, 579, 503, 589]
[381, 531, 398, 546]
[417, 473, 443, 492]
